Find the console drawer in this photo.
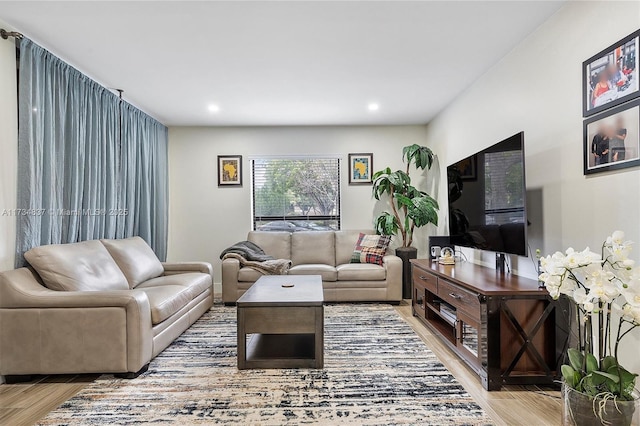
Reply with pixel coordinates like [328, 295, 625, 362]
[412, 267, 437, 293]
[438, 278, 481, 320]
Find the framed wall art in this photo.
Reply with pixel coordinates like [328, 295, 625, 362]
[583, 29, 639, 117]
[584, 98, 640, 175]
[348, 153, 373, 185]
[218, 155, 243, 187]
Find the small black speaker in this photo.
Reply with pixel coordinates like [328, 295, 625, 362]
[428, 236, 451, 259]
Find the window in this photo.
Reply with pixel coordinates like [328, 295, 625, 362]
[484, 151, 524, 225]
[251, 158, 341, 232]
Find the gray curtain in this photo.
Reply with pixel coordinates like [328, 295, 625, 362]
[15, 38, 168, 265]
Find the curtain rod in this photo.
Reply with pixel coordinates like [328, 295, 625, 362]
[1, 29, 24, 40]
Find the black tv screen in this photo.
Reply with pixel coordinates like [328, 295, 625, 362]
[447, 132, 527, 257]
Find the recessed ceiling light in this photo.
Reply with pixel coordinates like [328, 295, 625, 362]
[208, 104, 220, 113]
[368, 103, 379, 112]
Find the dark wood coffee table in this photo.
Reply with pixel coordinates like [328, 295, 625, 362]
[236, 275, 324, 369]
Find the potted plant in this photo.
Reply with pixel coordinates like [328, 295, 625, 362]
[372, 144, 439, 298]
[539, 231, 640, 426]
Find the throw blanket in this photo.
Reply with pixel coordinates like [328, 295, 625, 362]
[220, 241, 291, 275]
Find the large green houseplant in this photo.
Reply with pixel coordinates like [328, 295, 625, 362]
[372, 144, 439, 298]
[539, 231, 640, 425]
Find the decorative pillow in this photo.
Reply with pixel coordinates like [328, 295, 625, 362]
[24, 240, 129, 292]
[350, 233, 392, 266]
[100, 236, 164, 288]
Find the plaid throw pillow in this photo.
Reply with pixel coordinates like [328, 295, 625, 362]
[350, 233, 391, 266]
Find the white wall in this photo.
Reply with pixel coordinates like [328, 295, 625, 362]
[167, 125, 439, 288]
[0, 20, 18, 271]
[424, 1, 640, 373]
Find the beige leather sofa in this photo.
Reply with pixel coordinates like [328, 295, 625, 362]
[222, 230, 402, 304]
[0, 237, 213, 381]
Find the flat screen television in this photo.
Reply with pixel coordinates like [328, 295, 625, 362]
[447, 131, 527, 257]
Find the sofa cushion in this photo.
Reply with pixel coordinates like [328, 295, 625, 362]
[288, 264, 337, 282]
[248, 231, 291, 260]
[335, 229, 375, 266]
[336, 263, 386, 281]
[291, 231, 335, 266]
[350, 233, 392, 266]
[136, 272, 211, 295]
[238, 267, 263, 282]
[136, 273, 211, 324]
[101, 237, 164, 288]
[24, 240, 129, 292]
[136, 285, 193, 324]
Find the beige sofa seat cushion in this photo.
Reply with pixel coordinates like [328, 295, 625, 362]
[336, 263, 386, 281]
[335, 229, 375, 266]
[136, 273, 211, 324]
[136, 285, 192, 324]
[288, 264, 337, 282]
[291, 231, 335, 266]
[238, 267, 263, 282]
[137, 273, 211, 297]
[248, 231, 291, 259]
[24, 240, 129, 292]
[101, 237, 164, 288]
[335, 280, 389, 289]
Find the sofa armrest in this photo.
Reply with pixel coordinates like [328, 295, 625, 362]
[162, 261, 213, 276]
[383, 254, 403, 301]
[221, 258, 240, 304]
[0, 268, 153, 375]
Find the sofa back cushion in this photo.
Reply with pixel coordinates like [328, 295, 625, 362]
[248, 231, 291, 259]
[335, 229, 375, 265]
[24, 240, 129, 292]
[101, 237, 164, 288]
[291, 231, 335, 266]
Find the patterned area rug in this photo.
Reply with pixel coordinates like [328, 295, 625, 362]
[39, 305, 492, 425]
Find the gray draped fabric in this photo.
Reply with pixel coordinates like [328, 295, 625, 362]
[15, 38, 168, 266]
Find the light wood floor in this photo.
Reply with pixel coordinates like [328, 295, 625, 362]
[0, 301, 561, 425]
[395, 301, 562, 426]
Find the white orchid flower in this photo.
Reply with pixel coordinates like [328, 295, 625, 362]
[612, 230, 626, 245]
[622, 285, 640, 308]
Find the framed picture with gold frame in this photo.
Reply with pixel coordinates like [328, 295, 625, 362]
[218, 155, 242, 187]
[348, 153, 373, 185]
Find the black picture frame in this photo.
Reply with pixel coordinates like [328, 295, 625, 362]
[584, 98, 640, 175]
[583, 29, 639, 117]
[217, 155, 243, 187]
[348, 153, 373, 185]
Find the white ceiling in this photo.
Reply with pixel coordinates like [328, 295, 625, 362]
[0, 1, 564, 126]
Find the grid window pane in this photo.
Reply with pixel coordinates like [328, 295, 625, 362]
[484, 151, 524, 225]
[252, 158, 341, 231]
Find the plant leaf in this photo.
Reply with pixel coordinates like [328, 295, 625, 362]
[567, 348, 584, 372]
[561, 364, 577, 388]
[601, 356, 618, 371]
[592, 370, 620, 383]
[374, 213, 399, 236]
[585, 353, 598, 374]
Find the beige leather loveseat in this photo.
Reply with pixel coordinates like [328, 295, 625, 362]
[0, 237, 213, 381]
[222, 230, 402, 304]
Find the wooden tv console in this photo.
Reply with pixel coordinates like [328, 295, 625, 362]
[410, 259, 568, 391]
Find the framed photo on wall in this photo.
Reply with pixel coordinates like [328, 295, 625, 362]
[583, 29, 639, 117]
[348, 153, 373, 185]
[218, 155, 243, 186]
[584, 98, 640, 175]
